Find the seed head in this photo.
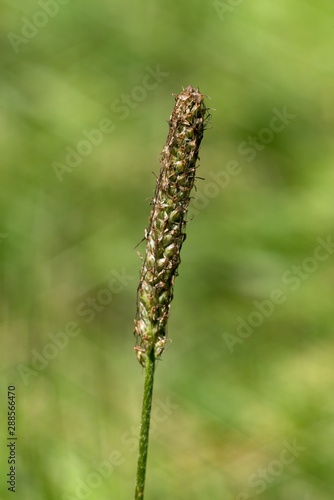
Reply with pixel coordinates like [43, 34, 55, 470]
[134, 86, 208, 366]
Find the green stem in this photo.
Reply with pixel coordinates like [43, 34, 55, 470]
[135, 350, 156, 499]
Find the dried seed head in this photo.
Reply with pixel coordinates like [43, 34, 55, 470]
[134, 86, 208, 365]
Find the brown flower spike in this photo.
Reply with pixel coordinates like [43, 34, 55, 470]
[134, 86, 208, 366]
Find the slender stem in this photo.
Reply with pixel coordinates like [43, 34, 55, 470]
[135, 350, 156, 499]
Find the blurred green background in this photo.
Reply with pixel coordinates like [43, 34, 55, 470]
[1, 0, 334, 498]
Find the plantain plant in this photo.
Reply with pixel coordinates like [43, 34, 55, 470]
[134, 86, 208, 499]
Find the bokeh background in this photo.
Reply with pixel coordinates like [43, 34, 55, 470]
[1, 1, 334, 498]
